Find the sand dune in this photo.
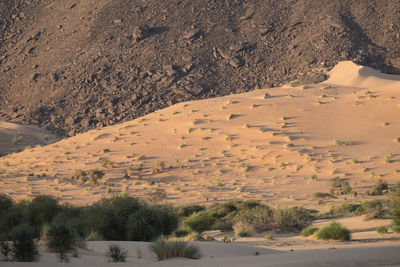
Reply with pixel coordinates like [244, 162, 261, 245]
[0, 61, 400, 209]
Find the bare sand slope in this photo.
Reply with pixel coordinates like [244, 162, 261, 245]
[0, 121, 60, 156]
[0, 61, 400, 209]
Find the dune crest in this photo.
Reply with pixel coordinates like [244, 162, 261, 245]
[325, 61, 400, 89]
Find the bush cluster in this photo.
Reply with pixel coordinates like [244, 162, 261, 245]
[0, 194, 178, 246]
[177, 201, 315, 235]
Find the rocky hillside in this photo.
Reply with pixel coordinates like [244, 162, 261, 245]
[1, 0, 399, 135]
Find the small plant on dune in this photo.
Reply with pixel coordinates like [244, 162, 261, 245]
[315, 221, 351, 241]
[105, 244, 128, 262]
[384, 153, 394, 163]
[376, 225, 389, 234]
[313, 192, 336, 199]
[99, 158, 116, 168]
[334, 139, 353, 146]
[150, 238, 201, 261]
[301, 226, 319, 237]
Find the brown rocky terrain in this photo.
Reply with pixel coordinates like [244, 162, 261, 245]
[1, 0, 400, 135]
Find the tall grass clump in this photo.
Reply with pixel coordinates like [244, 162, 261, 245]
[315, 221, 351, 241]
[150, 238, 201, 261]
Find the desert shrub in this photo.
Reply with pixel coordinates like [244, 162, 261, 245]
[0, 206, 29, 238]
[389, 191, 400, 225]
[357, 199, 387, 219]
[390, 224, 400, 233]
[105, 244, 128, 262]
[150, 238, 201, 261]
[182, 211, 217, 233]
[233, 221, 254, 237]
[313, 192, 336, 199]
[0, 241, 13, 261]
[370, 179, 389, 196]
[28, 195, 62, 227]
[10, 224, 39, 262]
[47, 223, 76, 262]
[173, 228, 191, 237]
[125, 205, 178, 241]
[221, 235, 232, 242]
[71, 169, 104, 185]
[85, 230, 103, 241]
[315, 221, 351, 241]
[233, 205, 274, 232]
[330, 178, 352, 195]
[301, 226, 319, 237]
[148, 188, 167, 202]
[376, 225, 389, 234]
[0, 194, 13, 217]
[274, 207, 314, 231]
[82, 196, 142, 240]
[176, 205, 205, 218]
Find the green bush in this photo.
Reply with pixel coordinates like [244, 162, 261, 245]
[182, 211, 217, 233]
[0, 206, 29, 238]
[390, 191, 400, 225]
[370, 179, 389, 196]
[357, 199, 386, 219]
[47, 223, 76, 262]
[315, 222, 351, 241]
[28, 195, 62, 227]
[150, 238, 201, 261]
[274, 207, 314, 231]
[105, 244, 128, 262]
[0, 194, 13, 217]
[10, 224, 39, 262]
[233, 205, 274, 232]
[125, 205, 178, 241]
[301, 226, 319, 237]
[176, 205, 205, 218]
[376, 225, 389, 234]
[390, 224, 400, 233]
